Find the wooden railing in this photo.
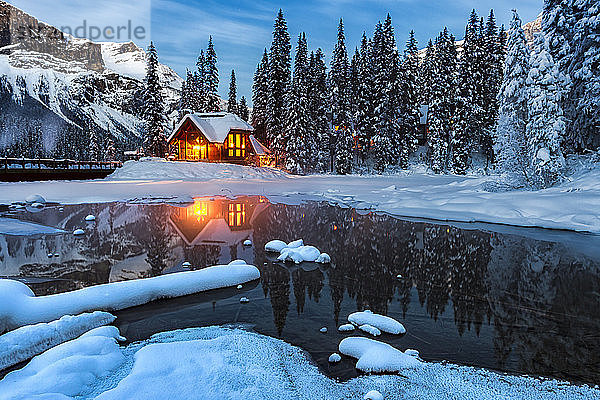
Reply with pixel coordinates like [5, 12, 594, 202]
[1, 158, 122, 170]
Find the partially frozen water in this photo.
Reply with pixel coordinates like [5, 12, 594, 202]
[1, 196, 599, 384]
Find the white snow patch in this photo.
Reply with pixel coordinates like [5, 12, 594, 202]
[338, 323, 356, 332]
[0, 260, 260, 332]
[348, 311, 406, 334]
[0, 311, 115, 370]
[265, 240, 287, 252]
[359, 324, 382, 336]
[339, 337, 423, 373]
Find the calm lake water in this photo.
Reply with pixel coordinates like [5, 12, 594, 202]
[1, 196, 599, 384]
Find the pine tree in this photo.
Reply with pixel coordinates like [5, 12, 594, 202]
[195, 50, 207, 112]
[285, 33, 314, 174]
[252, 49, 269, 143]
[398, 30, 421, 168]
[526, 32, 566, 188]
[104, 137, 117, 161]
[494, 10, 530, 183]
[428, 28, 458, 173]
[419, 39, 436, 105]
[330, 18, 353, 174]
[307, 48, 330, 172]
[238, 96, 249, 122]
[228, 69, 238, 115]
[267, 9, 291, 155]
[143, 41, 167, 157]
[355, 33, 376, 164]
[205, 37, 220, 112]
[88, 125, 101, 161]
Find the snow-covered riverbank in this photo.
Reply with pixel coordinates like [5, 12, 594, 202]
[1, 160, 598, 234]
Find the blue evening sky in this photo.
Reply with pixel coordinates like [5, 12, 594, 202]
[9, 0, 543, 103]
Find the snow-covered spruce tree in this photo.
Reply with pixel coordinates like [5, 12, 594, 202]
[267, 9, 291, 156]
[428, 28, 458, 173]
[355, 33, 376, 164]
[104, 137, 117, 161]
[285, 33, 315, 174]
[307, 48, 330, 172]
[178, 69, 190, 117]
[453, 10, 485, 174]
[419, 39, 436, 105]
[569, 0, 600, 150]
[88, 125, 101, 161]
[494, 10, 530, 183]
[252, 49, 269, 144]
[526, 32, 566, 188]
[227, 69, 238, 115]
[398, 30, 421, 168]
[195, 50, 208, 112]
[205, 37, 220, 112]
[143, 41, 167, 157]
[330, 18, 353, 174]
[238, 96, 249, 122]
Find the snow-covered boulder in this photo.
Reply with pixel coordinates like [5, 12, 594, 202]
[328, 353, 342, 363]
[243, 239, 252, 246]
[265, 240, 287, 252]
[25, 194, 45, 204]
[73, 229, 85, 236]
[278, 245, 321, 264]
[286, 239, 304, 248]
[364, 390, 384, 400]
[240, 297, 250, 303]
[339, 337, 422, 373]
[228, 259, 248, 266]
[359, 324, 382, 336]
[0, 262, 260, 332]
[85, 215, 96, 221]
[348, 311, 406, 334]
[316, 253, 331, 264]
[338, 323, 356, 332]
[319, 327, 328, 333]
[0, 311, 115, 370]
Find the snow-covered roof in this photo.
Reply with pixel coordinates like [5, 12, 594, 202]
[168, 113, 254, 143]
[248, 135, 271, 155]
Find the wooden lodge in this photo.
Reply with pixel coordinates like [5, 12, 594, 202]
[167, 112, 273, 166]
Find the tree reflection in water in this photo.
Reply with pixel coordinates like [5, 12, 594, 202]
[1, 198, 599, 383]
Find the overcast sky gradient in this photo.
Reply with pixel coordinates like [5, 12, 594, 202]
[10, 0, 543, 103]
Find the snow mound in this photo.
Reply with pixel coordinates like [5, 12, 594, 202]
[338, 323, 356, 332]
[0, 218, 66, 235]
[243, 239, 252, 246]
[107, 159, 290, 181]
[266, 238, 331, 264]
[359, 324, 382, 336]
[320, 327, 328, 333]
[25, 194, 45, 204]
[0, 325, 125, 399]
[73, 228, 85, 236]
[240, 297, 250, 303]
[329, 353, 342, 363]
[339, 337, 423, 373]
[85, 215, 96, 221]
[0, 261, 260, 332]
[364, 390, 384, 400]
[348, 311, 406, 334]
[0, 311, 115, 370]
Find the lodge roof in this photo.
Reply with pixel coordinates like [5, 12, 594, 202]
[168, 112, 254, 144]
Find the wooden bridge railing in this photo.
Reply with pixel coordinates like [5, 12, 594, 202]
[1, 158, 122, 171]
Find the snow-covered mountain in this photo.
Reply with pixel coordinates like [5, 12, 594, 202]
[0, 1, 182, 155]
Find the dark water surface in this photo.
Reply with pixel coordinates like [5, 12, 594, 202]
[1, 196, 599, 384]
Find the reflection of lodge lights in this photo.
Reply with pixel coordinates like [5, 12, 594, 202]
[333, 225, 338, 231]
[228, 203, 246, 227]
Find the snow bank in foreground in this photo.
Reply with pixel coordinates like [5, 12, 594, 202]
[108, 159, 290, 181]
[0, 326, 124, 399]
[0, 218, 65, 235]
[3, 326, 596, 400]
[265, 239, 331, 264]
[348, 311, 406, 334]
[0, 260, 260, 332]
[0, 311, 115, 370]
[339, 337, 422, 373]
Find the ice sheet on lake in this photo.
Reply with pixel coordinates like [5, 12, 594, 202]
[0, 260, 260, 332]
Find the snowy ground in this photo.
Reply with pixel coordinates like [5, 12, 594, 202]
[0, 159, 598, 233]
[1, 326, 598, 400]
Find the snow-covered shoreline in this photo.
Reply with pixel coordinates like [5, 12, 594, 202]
[1, 160, 598, 234]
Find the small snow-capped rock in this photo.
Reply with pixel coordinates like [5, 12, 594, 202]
[286, 239, 303, 248]
[30, 202, 44, 209]
[396, 274, 403, 279]
[47, 253, 53, 258]
[240, 297, 250, 303]
[338, 324, 356, 332]
[58, 207, 64, 212]
[237, 284, 243, 289]
[243, 240, 252, 246]
[359, 324, 382, 336]
[228, 260, 247, 266]
[316, 253, 331, 263]
[182, 262, 192, 268]
[328, 353, 342, 363]
[85, 215, 96, 221]
[73, 229, 85, 236]
[348, 311, 405, 335]
[25, 195, 45, 204]
[405, 349, 419, 358]
[265, 240, 287, 252]
[364, 390, 383, 400]
[53, 253, 60, 257]
[278, 245, 321, 264]
[320, 327, 328, 333]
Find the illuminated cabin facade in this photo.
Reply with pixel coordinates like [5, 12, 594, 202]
[167, 112, 272, 165]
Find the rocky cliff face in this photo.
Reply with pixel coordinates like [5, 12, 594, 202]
[0, 1, 182, 158]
